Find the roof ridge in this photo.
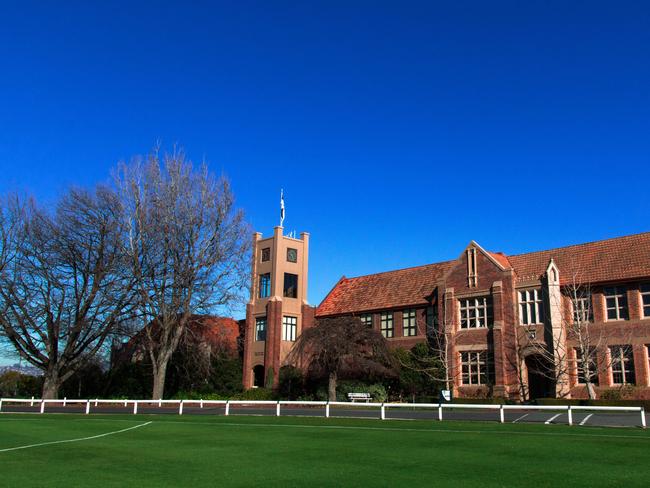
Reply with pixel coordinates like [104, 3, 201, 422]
[509, 230, 650, 258]
[345, 259, 455, 281]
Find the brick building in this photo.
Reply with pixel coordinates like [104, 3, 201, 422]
[243, 229, 650, 400]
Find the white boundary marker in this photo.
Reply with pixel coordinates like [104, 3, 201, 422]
[545, 413, 562, 424]
[0, 421, 152, 453]
[579, 414, 593, 426]
[512, 413, 529, 423]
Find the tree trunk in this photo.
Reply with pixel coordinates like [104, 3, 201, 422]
[586, 381, 597, 400]
[152, 359, 170, 400]
[42, 371, 61, 399]
[328, 371, 337, 402]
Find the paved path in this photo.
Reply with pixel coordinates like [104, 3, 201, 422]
[1, 403, 643, 428]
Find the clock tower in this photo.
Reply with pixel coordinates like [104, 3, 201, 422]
[242, 226, 314, 389]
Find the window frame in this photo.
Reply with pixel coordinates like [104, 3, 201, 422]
[282, 315, 297, 342]
[460, 351, 490, 386]
[459, 296, 493, 329]
[610, 345, 635, 385]
[604, 286, 629, 321]
[261, 247, 270, 262]
[574, 348, 598, 385]
[259, 273, 271, 298]
[380, 312, 394, 338]
[360, 314, 373, 328]
[518, 289, 544, 325]
[572, 293, 593, 324]
[255, 317, 267, 342]
[403, 309, 417, 336]
[283, 273, 298, 299]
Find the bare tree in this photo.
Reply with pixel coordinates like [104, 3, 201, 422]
[513, 265, 634, 401]
[0, 188, 134, 398]
[287, 316, 392, 401]
[115, 149, 249, 400]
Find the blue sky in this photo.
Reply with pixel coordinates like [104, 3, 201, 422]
[1, 1, 649, 338]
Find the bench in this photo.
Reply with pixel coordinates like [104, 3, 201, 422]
[347, 392, 371, 403]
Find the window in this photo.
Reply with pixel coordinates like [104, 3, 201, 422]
[403, 309, 417, 336]
[283, 273, 298, 298]
[518, 289, 544, 325]
[261, 247, 270, 262]
[460, 351, 491, 385]
[287, 248, 298, 263]
[259, 273, 271, 298]
[641, 284, 650, 318]
[604, 286, 628, 321]
[572, 293, 592, 323]
[610, 346, 635, 385]
[360, 314, 373, 328]
[459, 297, 493, 329]
[282, 316, 297, 341]
[380, 312, 394, 338]
[255, 317, 267, 341]
[574, 348, 598, 385]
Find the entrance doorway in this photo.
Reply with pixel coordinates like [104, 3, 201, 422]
[253, 365, 265, 388]
[525, 354, 554, 399]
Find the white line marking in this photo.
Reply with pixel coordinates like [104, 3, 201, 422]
[512, 413, 529, 423]
[0, 421, 152, 453]
[580, 414, 593, 426]
[545, 414, 562, 424]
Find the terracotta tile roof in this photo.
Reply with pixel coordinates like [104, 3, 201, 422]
[316, 261, 453, 316]
[489, 252, 512, 269]
[508, 231, 650, 285]
[317, 232, 650, 316]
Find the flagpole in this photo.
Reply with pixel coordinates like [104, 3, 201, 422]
[280, 189, 285, 228]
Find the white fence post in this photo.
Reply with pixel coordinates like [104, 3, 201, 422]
[225, 400, 230, 416]
[159, 399, 162, 408]
[179, 400, 184, 415]
[63, 397, 67, 407]
[326, 402, 330, 418]
[380, 404, 385, 420]
[95, 399, 98, 407]
[133, 401, 138, 415]
[499, 405, 504, 424]
[567, 405, 573, 426]
[85, 400, 90, 415]
[0, 399, 3, 412]
[200, 399, 203, 409]
[124, 400, 128, 407]
[641, 408, 646, 429]
[276, 401, 281, 417]
[30, 396, 34, 407]
[40, 400, 45, 414]
[438, 404, 443, 421]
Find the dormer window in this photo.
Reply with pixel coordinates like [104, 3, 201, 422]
[467, 248, 478, 287]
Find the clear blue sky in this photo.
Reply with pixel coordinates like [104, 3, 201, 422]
[1, 1, 649, 326]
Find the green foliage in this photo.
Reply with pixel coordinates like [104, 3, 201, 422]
[335, 381, 387, 403]
[391, 344, 441, 401]
[61, 362, 107, 399]
[0, 371, 42, 397]
[106, 362, 152, 399]
[236, 388, 276, 401]
[278, 365, 304, 400]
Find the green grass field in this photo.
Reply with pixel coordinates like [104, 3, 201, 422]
[1, 414, 649, 487]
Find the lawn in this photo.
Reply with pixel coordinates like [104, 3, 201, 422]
[1, 414, 649, 487]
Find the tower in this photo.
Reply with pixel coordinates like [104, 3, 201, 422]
[242, 226, 313, 389]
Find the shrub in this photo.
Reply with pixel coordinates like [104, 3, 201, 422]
[278, 366, 304, 400]
[336, 381, 387, 402]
